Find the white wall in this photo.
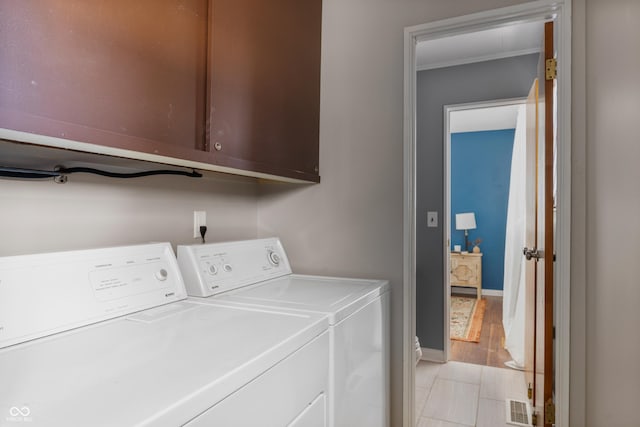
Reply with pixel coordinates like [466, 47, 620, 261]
[0, 172, 258, 256]
[256, 1, 528, 425]
[583, 0, 640, 425]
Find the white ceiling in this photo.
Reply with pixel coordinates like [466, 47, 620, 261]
[417, 21, 541, 133]
[416, 21, 544, 70]
[449, 104, 522, 133]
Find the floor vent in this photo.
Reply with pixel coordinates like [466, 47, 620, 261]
[505, 399, 532, 426]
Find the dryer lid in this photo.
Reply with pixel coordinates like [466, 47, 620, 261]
[215, 274, 389, 324]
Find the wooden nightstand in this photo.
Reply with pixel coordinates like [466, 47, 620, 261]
[450, 252, 483, 299]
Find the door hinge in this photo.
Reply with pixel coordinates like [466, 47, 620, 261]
[545, 399, 556, 424]
[546, 58, 557, 80]
[527, 383, 533, 400]
[532, 412, 539, 426]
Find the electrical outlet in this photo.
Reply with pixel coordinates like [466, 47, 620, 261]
[193, 211, 206, 238]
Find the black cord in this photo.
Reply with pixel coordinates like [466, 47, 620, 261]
[0, 166, 202, 180]
[57, 167, 202, 179]
[0, 167, 61, 179]
[199, 226, 207, 244]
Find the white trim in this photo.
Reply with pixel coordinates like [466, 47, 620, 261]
[0, 128, 313, 184]
[416, 47, 541, 71]
[419, 348, 445, 363]
[403, 2, 572, 427]
[554, 4, 573, 427]
[402, 23, 417, 427]
[451, 287, 504, 297]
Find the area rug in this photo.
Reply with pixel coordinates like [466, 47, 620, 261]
[450, 296, 486, 342]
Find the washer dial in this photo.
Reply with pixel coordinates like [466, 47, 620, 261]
[267, 250, 281, 266]
[155, 269, 168, 281]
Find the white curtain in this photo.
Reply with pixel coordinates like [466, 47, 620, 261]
[502, 104, 527, 368]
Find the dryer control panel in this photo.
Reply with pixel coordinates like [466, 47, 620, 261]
[177, 238, 292, 297]
[0, 243, 186, 349]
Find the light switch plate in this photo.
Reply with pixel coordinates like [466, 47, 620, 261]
[427, 211, 438, 227]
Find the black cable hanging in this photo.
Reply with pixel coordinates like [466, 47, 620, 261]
[0, 166, 202, 181]
[57, 167, 202, 179]
[0, 167, 60, 179]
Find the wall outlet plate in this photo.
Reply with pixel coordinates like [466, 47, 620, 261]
[193, 211, 206, 238]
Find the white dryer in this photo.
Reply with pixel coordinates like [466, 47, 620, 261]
[178, 238, 390, 427]
[0, 243, 329, 427]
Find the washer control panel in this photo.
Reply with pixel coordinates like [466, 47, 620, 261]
[0, 243, 187, 349]
[177, 238, 292, 297]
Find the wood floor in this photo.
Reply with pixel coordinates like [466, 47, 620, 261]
[450, 295, 512, 368]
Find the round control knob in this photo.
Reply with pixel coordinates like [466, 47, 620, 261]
[223, 264, 233, 273]
[207, 265, 218, 275]
[155, 269, 168, 281]
[268, 251, 281, 266]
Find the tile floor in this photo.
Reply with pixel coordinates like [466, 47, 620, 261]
[415, 360, 528, 427]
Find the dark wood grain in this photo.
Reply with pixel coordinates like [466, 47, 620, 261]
[0, 0, 208, 151]
[450, 295, 512, 368]
[208, 0, 322, 180]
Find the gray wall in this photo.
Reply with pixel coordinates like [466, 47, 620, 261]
[256, 1, 530, 425]
[0, 171, 258, 257]
[583, 0, 640, 425]
[415, 54, 539, 349]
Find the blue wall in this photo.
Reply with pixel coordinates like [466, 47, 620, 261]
[451, 129, 514, 291]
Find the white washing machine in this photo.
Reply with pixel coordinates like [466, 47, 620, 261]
[177, 238, 390, 427]
[0, 243, 329, 427]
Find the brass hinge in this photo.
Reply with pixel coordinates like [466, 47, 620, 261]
[532, 412, 539, 426]
[545, 399, 556, 424]
[546, 58, 557, 80]
[527, 383, 533, 400]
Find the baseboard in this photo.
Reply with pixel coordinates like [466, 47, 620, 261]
[451, 287, 503, 297]
[420, 347, 445, 363]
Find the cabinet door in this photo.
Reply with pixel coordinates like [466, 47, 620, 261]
[451, 256, 478, 286]
[208, 0, 322, 182]
[0, 0, 209, 160]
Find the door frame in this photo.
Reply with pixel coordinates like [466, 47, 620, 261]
[443, 97, 526, 361]
[402, 1, 573, 426]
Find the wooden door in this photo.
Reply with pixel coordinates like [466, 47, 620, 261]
[523, 21, 555, 426]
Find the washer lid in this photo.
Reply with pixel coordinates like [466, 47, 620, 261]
[213, 274, 389, 324]
[0, 301, 328, 427]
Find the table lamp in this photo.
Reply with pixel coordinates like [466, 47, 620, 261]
[455, 212, 476, 252]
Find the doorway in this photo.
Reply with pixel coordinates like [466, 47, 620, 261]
[403, 2, 572, 427]
[445, 100, 527, 370]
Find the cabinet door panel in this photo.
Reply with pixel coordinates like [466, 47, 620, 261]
[209, 0, 321, 182]
[0, 0, 208, 154]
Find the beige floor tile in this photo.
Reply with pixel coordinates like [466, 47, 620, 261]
[480, 365, 527, 401]
[415, 386, 429, 416]
[416, 361, 442, 389]
[476, 398, 511, 427]
[437, 361, 483, 384]
[422, 378, 479, 426]
[417, 417, 470, 427]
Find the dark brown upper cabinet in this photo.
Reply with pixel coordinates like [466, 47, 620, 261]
[0, 0, 321, 183]
[207, 0, 321, 182]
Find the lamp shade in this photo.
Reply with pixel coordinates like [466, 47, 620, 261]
[455, 212, 476, 230]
